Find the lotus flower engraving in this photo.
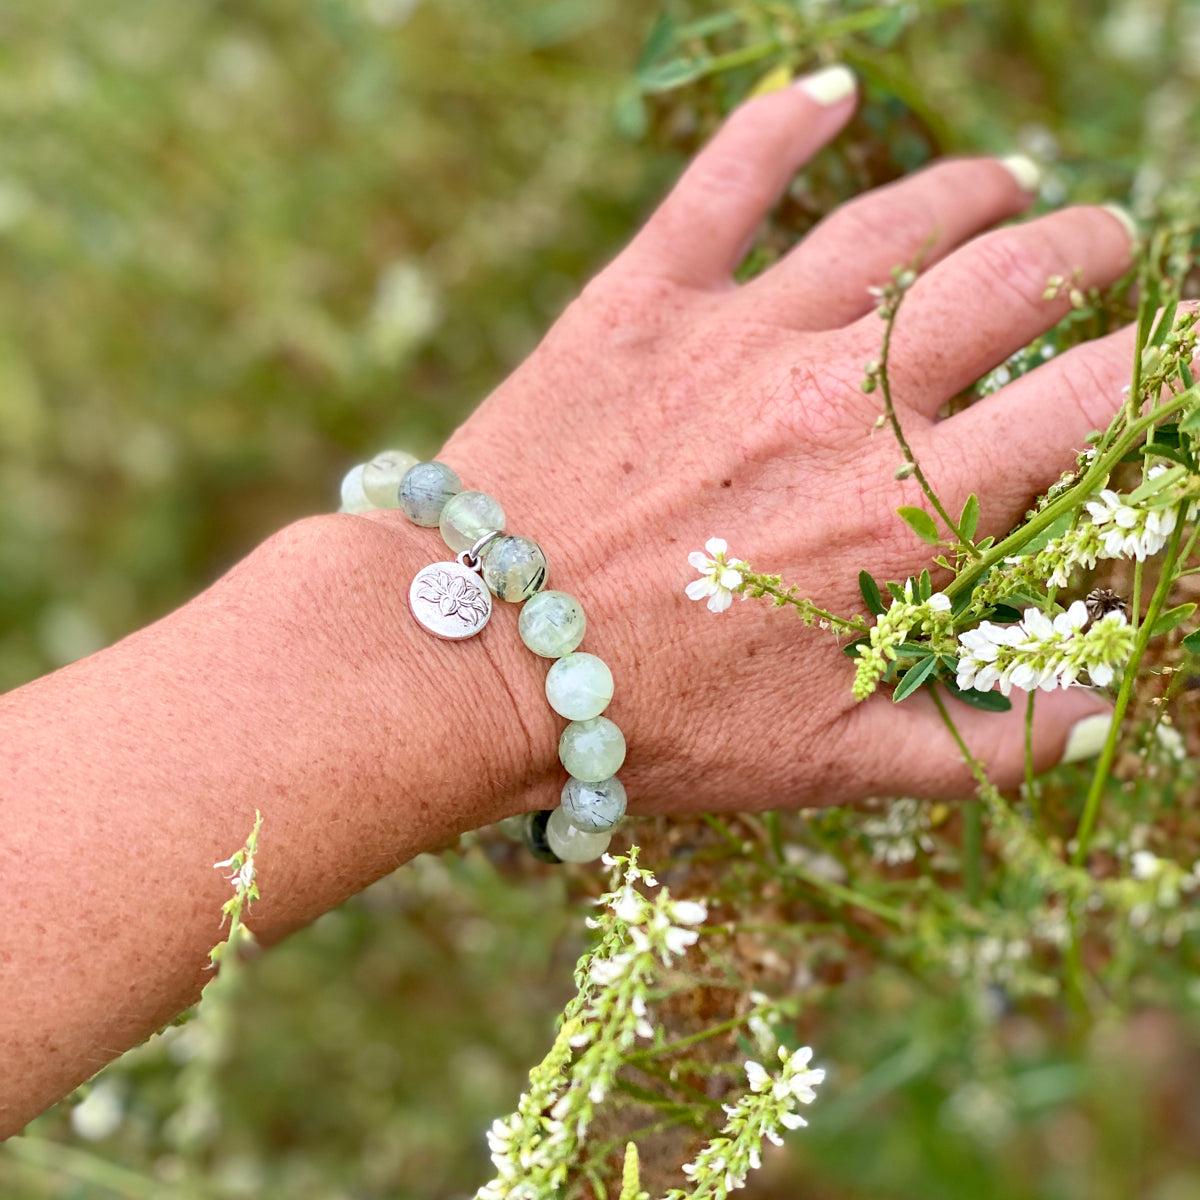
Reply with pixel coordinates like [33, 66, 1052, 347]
[417, 568, 490, 625]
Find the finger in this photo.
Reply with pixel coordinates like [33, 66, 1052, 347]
[623, 66, 858, 290]
[849, 685, 1113, 801]
[873, 205, 1137, 413]
[917, 322, 1136, 537]
[745, 156, 1039, 330]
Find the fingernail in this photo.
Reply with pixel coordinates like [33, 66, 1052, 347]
[795, 64, 857, 107]
[1101, 202, 1139, 243]
[999, 154, 1041, 194]
[1061, 712, 1114, 764]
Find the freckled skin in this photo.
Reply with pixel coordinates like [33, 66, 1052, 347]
[1, 82, 1133, 1132]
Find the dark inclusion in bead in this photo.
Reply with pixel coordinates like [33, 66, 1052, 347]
[524, 809, 563, 863]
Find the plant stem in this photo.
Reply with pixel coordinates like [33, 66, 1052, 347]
[740, 576, 868, 633]
[876, 295, 979, 557]
[1072, 521, 1194, 865]
[948, 387, 1198, 600]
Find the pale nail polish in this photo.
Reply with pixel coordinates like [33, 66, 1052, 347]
[1101, 202, 1139, 243]
[999, 154, 1041, 194]
[795, 64, 857, 107]
[1061, 712, 1114, 764]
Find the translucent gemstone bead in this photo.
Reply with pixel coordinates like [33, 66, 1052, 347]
[480, 535, 547, 602]
[559, 717, 626, 783]
[339, 463, 374, 514]
[398, 460, 462, 527]
[518, 590, 586, 658]
[362, 449, 419, 508]
[440, 490, 506, 554]
[545, 652, 613, 721]
[545, 805, 613, 863]
[561, 775, 626, 833]
[523, 809, 562, 863]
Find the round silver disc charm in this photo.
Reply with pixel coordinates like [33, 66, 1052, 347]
[408, 561, 492, 640]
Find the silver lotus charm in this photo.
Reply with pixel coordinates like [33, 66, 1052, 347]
[409, 561, 492, 640]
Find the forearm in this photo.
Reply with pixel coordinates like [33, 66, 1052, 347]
[0, 514, 552, 1135]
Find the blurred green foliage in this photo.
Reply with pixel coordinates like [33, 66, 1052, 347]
[7, 1, 1200, 1199]
[0, 0, 656, 691]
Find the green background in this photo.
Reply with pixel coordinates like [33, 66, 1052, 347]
[4, 2, 1200, 1198]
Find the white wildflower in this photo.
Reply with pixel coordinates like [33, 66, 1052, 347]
[1131, 850, 1163, 880]
[686, 537, 745, 613]
[612, 888, 645, 924]
[862, 797, 935, 866]
[744, 1060, 770, 1093]
[675, 1045, 824, 1196]
[955, 602, 1133, 696]
[1008, 465, 1197, 590]
[475, 848, 709, 1200]
[1085, 483, 1178, 561]
[670, 899, 708, 925]
[1152, 722, 1187, 763]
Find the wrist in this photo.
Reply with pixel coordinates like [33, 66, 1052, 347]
[301, 511, 562, 838]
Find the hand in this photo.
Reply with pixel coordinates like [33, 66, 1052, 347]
[436, 65, 1132, 815]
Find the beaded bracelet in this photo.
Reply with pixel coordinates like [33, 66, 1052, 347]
[339, 448, 627, 864]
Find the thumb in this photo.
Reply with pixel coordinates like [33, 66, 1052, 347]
[849, 685, 1114, 801]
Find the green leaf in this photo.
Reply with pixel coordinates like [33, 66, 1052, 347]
[1128, 463, 1186, 504]
[1179, 406, 1200, 435]
[898, 506, 939, 545]
[918, 569, 932, 602]
[637, 56, 709, 92]
[1151, 300, 1179, 347]
[896, 642, 935, 657]
[676, 12, 741, 38]
[892, 654, 938, 702]
[1150, 603, 1196, 639]
[637, 13, 676, 70]
[943, 677, 1013, 712]
[886, 581, 908, 602]
[951, 583, 979, 616]
[1135, 443, 1193, 470]
[1017, 512, 1073, 556]
[858, 570, 885, 616]
[842, 636, 868, 659]
[1180, 361, 1195, 389]
[959, 493, 980, 543]
[1183, 629, 1200, 654]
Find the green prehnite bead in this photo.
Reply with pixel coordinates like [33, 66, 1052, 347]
[480, 535, 547, 602]
[398, 460, 462, 526]
[545, 805, 612, 863]
[545, 652, 613, 721]
[561, 775, 626, 833]
[362, 449, 419, 508]
[559, 716, 626, 783]
[518, 590, 586, 658]
[440, 490, 506, 554]
[339, 463, 374, 514]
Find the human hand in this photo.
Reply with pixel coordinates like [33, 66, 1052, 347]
[437, 65, 1134, 816]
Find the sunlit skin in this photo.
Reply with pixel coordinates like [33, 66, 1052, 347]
[0, 70, 1135, 1134]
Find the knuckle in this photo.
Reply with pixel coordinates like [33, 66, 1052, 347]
[968, 230, 1057, 314]
[1055, 346, 1124, 432]
[823, 193, 938, 268]
[568, 273, 685, 346]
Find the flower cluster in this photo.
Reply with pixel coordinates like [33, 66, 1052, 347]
[667, 1047, 824, 1199]
[1000, 466, 1197, 591]
[955, 601, 1133, 696]
[476, 850, 708, 1200]
[853, 585, 952, 700]
[861, 797, 935, 866]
